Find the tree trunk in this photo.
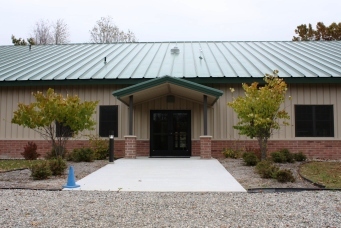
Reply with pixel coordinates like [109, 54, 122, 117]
[257, 137, 268, 160]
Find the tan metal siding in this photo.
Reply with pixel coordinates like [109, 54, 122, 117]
[0, 85, 129, 140]
[1, 83, 341, 141]
[210, 83, 341, 140]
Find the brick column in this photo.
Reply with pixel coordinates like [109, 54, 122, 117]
[200, 136, 212, 159]
[124, 136, 137, 159]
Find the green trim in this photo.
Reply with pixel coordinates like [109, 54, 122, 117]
[112, 76, 224, 98]
[0, 79, 149, 87]
[1, 76, 341, 87]
[186, 77, 341, 84]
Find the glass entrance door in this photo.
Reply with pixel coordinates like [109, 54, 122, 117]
[150, 110, 191, 157]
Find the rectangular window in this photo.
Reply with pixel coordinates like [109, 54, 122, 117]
[295, 105, 334, 137]
[55, 121, 73, 137]
[99, 105, 118, 137]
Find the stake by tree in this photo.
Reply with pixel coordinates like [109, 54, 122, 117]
[12, 88, 98, 157]
[89, 16, 136, 43]
[228, 70, 290, 160]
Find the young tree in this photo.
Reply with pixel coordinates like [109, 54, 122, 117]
[12, 88, 98, 157]
[89, 16, 136, 43]
[228, 70, 290, 160]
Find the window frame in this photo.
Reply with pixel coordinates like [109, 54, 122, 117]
[295, 105, 334, 137]
[99, 105, 119, 138]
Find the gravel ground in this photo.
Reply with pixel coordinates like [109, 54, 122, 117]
[0, 158, 340, 227]
[218, 158, 320, 189]
[0, 190, 340, 227]
[0, 160, 108, 190]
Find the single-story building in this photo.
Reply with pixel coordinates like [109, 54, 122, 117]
[0, 41, 341, 159]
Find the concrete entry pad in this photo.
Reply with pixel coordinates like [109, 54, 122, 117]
[65, 157, 246, 192]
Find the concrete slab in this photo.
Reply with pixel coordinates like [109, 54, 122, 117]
[64, 157, 246, 192]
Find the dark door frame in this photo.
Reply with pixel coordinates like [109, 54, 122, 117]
[150, 110, 191, 157]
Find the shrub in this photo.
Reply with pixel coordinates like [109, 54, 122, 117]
[222, 148, 241, 159]
[45, 145, 67, 159]
[21, 142, 40, 160]
[276, 169, 295, 183]
[68, 148, 94, 162]
[279, 148, 294, 163]
[271, 151, 286, 163]
[49, 156, 67, 175]
[272, 149, 295, 163]
[88, 135, 109, 160]
[255, 160, 279, 178]
[293, 152, 307, 161]
[242, 152, 259, 166]
[30, 161, 52, 180]
[244, 147, 262, 160]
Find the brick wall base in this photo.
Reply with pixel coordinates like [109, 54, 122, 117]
[0, 140, 126, 159]
[200, 136, 212, 159]
[124, 136, 137, 159]
[1, 139, 341, 160]
[207, 140, 341, 160]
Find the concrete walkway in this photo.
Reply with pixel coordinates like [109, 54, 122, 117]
[64, 157, 246, 192]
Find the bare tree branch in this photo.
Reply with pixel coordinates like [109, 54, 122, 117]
[32, 19, 53, 44]
[89, 16, 136, 43]
[52, 19, 69, 44]
[31, 19, 70, 45]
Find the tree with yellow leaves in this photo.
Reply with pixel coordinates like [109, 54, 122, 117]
[12, 88, 98, 157]
[228, 70, 290, 160]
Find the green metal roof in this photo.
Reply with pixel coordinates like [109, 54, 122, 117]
[1, 41, 341, 84]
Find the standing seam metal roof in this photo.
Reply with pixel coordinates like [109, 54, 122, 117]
[0, 41, 341, 82]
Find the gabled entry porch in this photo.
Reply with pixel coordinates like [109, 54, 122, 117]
[112, 76, 223, 158]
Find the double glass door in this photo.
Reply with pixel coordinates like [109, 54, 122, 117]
[150, 110, 191, 157]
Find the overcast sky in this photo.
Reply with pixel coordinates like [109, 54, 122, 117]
[1, 0, 340, 45]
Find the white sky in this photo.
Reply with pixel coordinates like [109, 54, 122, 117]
[0, 0, 340, 45]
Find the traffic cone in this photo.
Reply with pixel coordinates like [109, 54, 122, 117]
[63, 166, 80, 188]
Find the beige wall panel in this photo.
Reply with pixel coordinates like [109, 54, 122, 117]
[1, 83, 341, 141]
[1, 87, 9, 138]
[334, 85, 340, 138]
[322, 84, 331, 104]
[209, 83, 341, 140]
[0, 85, 130, 140]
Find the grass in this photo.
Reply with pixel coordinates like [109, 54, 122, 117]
[0, 160, 43, 172]
[300, 161, 341, 189]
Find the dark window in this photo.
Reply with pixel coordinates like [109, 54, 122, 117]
[99, 105, 118, 137]
[56, 121, 73, 137]
[295, 105, 334, 137]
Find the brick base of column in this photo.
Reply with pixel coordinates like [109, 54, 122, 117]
[200, 136, 212, 159]
[124, 136, 137, 159]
